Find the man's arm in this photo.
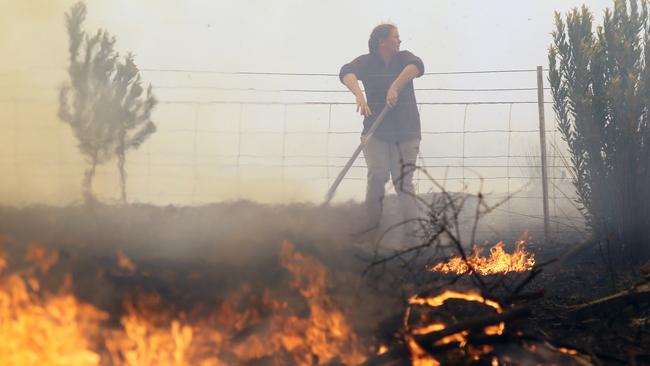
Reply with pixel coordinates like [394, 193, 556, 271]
[386, 64, 420, 108]
[340, 55, 371, 117]
[386, 51, 425, 108]
[342, 73, 371, 117]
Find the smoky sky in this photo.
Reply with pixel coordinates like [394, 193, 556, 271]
[0, 0, 613, 206]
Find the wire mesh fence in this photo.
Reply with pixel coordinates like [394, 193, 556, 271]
[0, 66, 585, 238]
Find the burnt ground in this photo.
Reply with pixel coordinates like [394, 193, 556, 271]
[0, 198, 648, 365]
[526, 242, 650, 364]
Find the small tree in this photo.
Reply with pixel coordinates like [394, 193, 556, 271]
[549, 0, 650, 262]
[58, 1, 156, 204]
[113, 55, 157, 204]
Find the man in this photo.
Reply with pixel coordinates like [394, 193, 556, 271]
[339, 23, 425, 243]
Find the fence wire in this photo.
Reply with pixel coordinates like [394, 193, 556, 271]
[0, 66, 585, 237]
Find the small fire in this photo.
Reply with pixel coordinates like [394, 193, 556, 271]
[404, 290, 504, 365]
[228, 240, 367, 365]
[429, 233, 535, 276]
[116, 249, 136, 274]
[406, 337, 441, 366]
[25, 240, 59, 273]
[558, 347, 578, 355]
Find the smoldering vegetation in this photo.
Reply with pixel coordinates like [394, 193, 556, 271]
[1, 192, 643, 363]
[0, 191, 571, 304]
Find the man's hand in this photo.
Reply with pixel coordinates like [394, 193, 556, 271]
[387, 64, 421, 108]
[356, 94, 372, 117]
[342, 73, 371, 117]
[386, 85, 399, 108]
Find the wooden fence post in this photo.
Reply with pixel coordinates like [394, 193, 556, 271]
[537, 66, 551, 242]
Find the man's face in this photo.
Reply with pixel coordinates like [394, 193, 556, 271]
[381, 28, 401, 55]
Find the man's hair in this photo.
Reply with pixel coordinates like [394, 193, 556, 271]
[368, 23, 397, 54]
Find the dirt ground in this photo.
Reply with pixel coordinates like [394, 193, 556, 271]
[0, 198, 648, 365]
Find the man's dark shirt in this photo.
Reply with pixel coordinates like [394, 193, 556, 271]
[339, 50, 424, 143]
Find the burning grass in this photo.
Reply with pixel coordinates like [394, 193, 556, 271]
[0, 202, 647, 365]
[429, 234, 535, 276]
[0, 239, 366, 365]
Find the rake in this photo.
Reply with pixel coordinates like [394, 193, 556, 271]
[323, 105, 390, 205]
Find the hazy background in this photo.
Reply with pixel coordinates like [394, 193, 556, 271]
[0, 0, 611, 214]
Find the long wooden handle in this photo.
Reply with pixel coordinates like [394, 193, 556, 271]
[323, 106, 390, 204]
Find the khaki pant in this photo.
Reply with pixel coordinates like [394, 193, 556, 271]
[362, 136, 420, 236]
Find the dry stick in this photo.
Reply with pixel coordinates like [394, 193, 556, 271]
[418, 170, 467, 256]
[469, 180, 485, 250]
[464, 185, 543, 294]
[412, 305, 531, 346]
[398, 176, 491, 275]
[369, 188, 452, 251]
[516, 334, 628, 365]
[565, 281, 650, 312]
[323, 105, 390, 205]
[363, 167, 530, 291]
[363, 178, 458, 272]
[363, 227, 446, 275]
[467, 183, 518, 293]
[440, 180, 520, 290]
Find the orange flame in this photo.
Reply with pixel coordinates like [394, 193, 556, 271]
[0, 246, 108, 366]
[406, 336, 441, 366]
[429, 234, 535, 276]
[0, 239, 367, 365]
[25, 241, 59, 273]
[558, 347, 578, 355]
[405, 290, 504, 365]
[232, 240, 367, 365]
[0, 235, 11, 272]
[104, 294, 198, 366]
[116, 249, 136, 274]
